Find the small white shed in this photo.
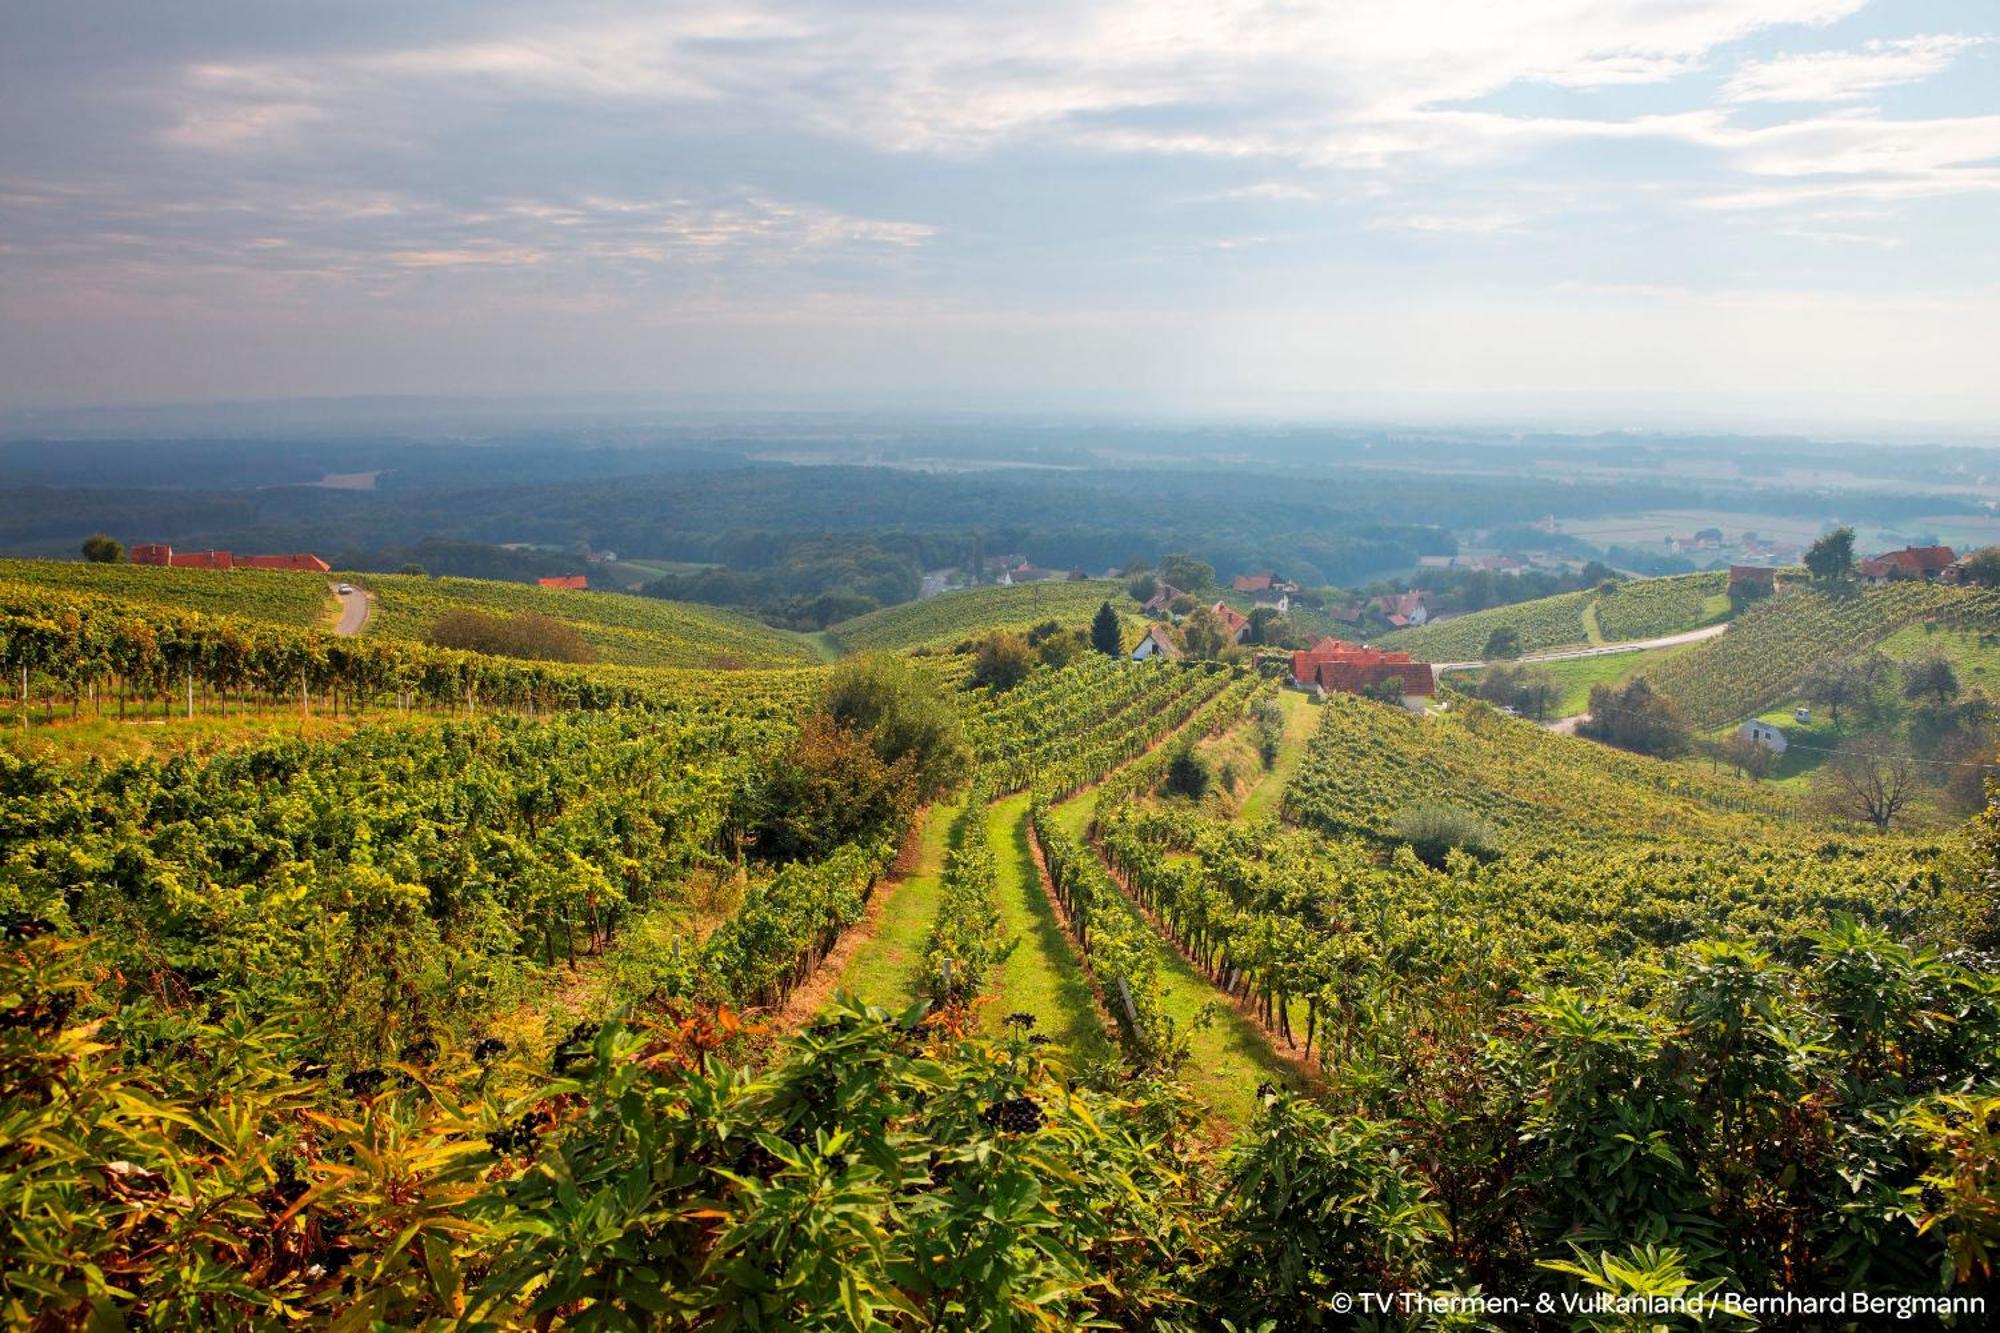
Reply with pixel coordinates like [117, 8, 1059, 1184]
[1738, 720, 1788, 754]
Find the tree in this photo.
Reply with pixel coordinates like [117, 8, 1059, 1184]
[429, 609, 596, 663]
[1804, 526, 1856, 583]
[737, 715, 919, 863]
[1483, 627, 1521, 660]
[1578, 677, 1692, 758]
[1126, 573, 1158, 603]
[1816, 743, 1916, 832]
[1902, 654, 1960, 706]
[1800, 657, 1863, 726]
[1162, 744, 1210, 799]
[1720, 730, 1778, 780]
[970, 632, 1036, 692]
[1159, 554, 1215, 593]
[1245, 606, 1292, 647]
[1956, 547, 2000, 588]
[1179, 606, 1231, 660]
[1091, 601, 1124, 657]
[80, 534, 124, 563]
[823, 654, 970, 798]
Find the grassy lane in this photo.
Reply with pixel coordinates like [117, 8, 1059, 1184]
[983, 793, 1113, 1060]
[833, 801, 961, 1008]
[1239, 689, 1316, 822]
[1090, 874, 1305, 1124]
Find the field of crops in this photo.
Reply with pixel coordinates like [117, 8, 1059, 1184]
[0, 578, 822, 724]
[1590, 569, 1729, 640]
[0, 558, 336, 626]
[1646, 581, 2000, 728]
[971, 655, 1252, 794]
[830, 580, 1136, 651]
[1281, 690, 1794, 846]
[1377, 588, 1594, 660]
[357, 572, 816, 668]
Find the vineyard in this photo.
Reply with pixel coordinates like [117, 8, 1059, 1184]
[1589, 569, 1729, 640]
[0, 558, 337, 626]
[1378, 587, 1595, 660]
[1646, 580, 2000, 727]
[357, 572, 818, 668]
[969, 655, 1256, 794]
[7, 561, 2000, 1325]
[1280, 690, 1794, 846]
[829, 580, 1136, 652]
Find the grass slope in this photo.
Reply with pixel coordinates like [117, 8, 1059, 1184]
[982, 794, 1114, 1060]
[832, 802, 961, 1009]
[830, 581, 1136, 653]
[354, 572, 817, 669]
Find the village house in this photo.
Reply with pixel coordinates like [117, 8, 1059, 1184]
[1289, 637, 1436, 711]
[1858, 545, 1957, 585]
[1131, 624, 1183, 661]
[1142, 583, 1186, 615]
[1209, 600, 1252, 644]
[129, 544, 330, 573]
[537, 575, 589, 590]
[1231, 572, 1273, 594]
[1727, 564, 1777, 597]
[1371, 589, 1429, 628]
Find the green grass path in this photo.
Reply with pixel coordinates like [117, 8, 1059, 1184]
[833, 800, 961, 1008]
[1239, 690, 1315, 822]
[983, 793, 1114, 1059]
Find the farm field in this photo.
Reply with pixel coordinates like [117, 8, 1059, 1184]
[829, 579, 1136, 651]
[1647, 580, 2000, 728]
[1449, 639, 1696, 717]
[1381, 570, 1733, 663]
[0, 558, 337, 626]
[355, 571, 819, 668]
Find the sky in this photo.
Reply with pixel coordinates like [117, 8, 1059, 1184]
[2, 0, 1997, 425]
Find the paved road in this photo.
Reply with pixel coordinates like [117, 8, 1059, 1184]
[332, 583, 371, 636]
[1430, 621, 1727, 673]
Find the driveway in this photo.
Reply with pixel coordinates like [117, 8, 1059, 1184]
[1429, 621, 1726, 673]
[332, 582, 371, 636]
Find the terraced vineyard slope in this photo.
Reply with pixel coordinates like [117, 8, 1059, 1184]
[1646, 581, 2000, 727]
[830, 580, 1137, 652]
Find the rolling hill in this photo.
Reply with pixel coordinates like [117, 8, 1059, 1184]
[1378, 570, 1730, 661]
[828, 579, 1138, 652]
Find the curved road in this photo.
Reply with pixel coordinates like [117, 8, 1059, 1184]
[1429, 620, 1727, 674]
[331, 582, 371, 636]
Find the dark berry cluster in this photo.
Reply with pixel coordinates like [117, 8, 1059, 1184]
[551, 1021, 597, 1074]
[0, 911, 55, 943]
[1026, 1034, 1052, 1047]
[486, 1113, 543, 1157]
[1003, 1012, 1037, 1030]
[472, 1036, 508, 1063]
[1920, 1183, 1948, 1213]
[981, 1096, 1046, 1134]
[397, 1036, 439, 1066]
[341, 1068, 387, 1099]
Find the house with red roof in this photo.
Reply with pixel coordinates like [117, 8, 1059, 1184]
[1142, 583, 1185, 615]
[1859, 545, 1956, 585]
[1371, 590, 1429, 627]
[129, 543, 327, 573]
[537, 575, 589, 591]
[1131, 624, 1183, 661]
[1231, 572, 1273, 594]
[1209, 600, 1251, 644]
[1289, 637, 1435, 711]
[1727, 564, 1776, 597]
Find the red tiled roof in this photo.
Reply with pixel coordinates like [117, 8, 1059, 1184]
[1727, 564, 1775, 586]
[1231, 572, 1273, 593]
[1210, 601, 1250, 636]
[1290, 638, 1434, 697]
[1870, 545, 1957, 577]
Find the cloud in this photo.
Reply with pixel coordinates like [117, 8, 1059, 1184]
[1724, 34, 1986, 102]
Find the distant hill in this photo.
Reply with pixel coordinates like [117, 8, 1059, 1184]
[829, 580, 1137, 652]
[0, 559, 817, 671]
